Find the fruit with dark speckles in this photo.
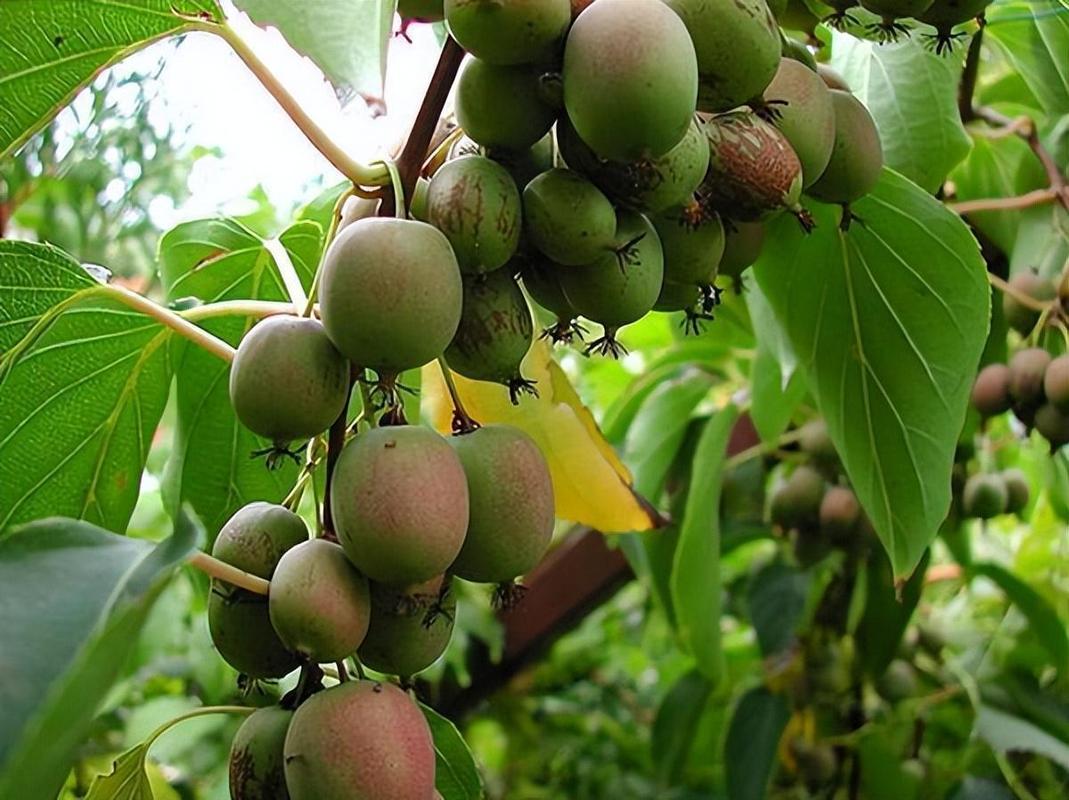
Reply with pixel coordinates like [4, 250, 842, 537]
[359, 575, 457, 676]
[807, 91, 883, 204]
[523, 168, 616, 265]
[229, 706, 292, 800]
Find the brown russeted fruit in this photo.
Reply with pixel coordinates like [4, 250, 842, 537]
[859, 0, 935, 41]
[268, 539, 371, 663]
[1003, 270, 1056, 335]
[557, 116, 710, 214]
[331, 425, 469, 586]
[807, 90, 883, 205]
[283, 680, 435, 800]
[770, 464, 826, 530]
[699, 111, 810, 228]
[1044, 354, 1069, 411]
[523, 168, 617, 265]
[763, 58, 836, 188]
[358, 575, 457, 677]
[455, 58, 556, 151]
[1035, 403, 1069, 449]
[208, 503, 307, 678]
[427, 154, 522, 274]
[520, 255, 585, 343]
[319, 217, 462, 374]
[1008, 347, 1052, 405]
[875, 658, 919, 702]
[970, 363, 1013, 417]
[819, 486, 861, 539]
[449, 424, 555, 583]
[962, 472, 1008, 519]
[917, 0, 992, 54]
[557, 210, 665, 356]
[445, 0, 571, 65]
[229, 316, 349, 455]
[563, 0, 698, 160]
[665, 0, 782, 113]
[229, 705, 292, 800]
[1001, 467, 1030, 514]
[445, 269, 537, 402]
[653, 209, 725, 288]
[718, 221, 766, 284]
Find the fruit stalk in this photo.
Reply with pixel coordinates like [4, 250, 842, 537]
[437, 356, 478, 432]
[188, 551, 271, 595]
[109, 285, 236, 363]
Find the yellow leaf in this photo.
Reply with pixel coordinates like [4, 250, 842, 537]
[421, 341, 660, 532]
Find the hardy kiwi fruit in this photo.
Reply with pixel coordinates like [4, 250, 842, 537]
[807, 91, 883, 204]
[962, 473, 1008, 519]
[763, 58, 836, 188]
[653, 209, 725, 287]
[1001, 468, 1030, 514]
[719, 221, 766, 281]
[1003, 271, 1055, 335]
[918, 0, 992, 53]
[1035, 403, 1069, 449]
[770, 464, 826, 530]
[445, 0, 571, 65]
[229, 706, 292, 800]
[859, 0, 935, 40]
[970, 363, 1013, 417]
[1044, 354, 1069, 411]
[455, 59, 556, 151]
[523, 168, 617, 265]
[798, 418, 838, 463]
[875, 658, 918, 702]
[358, 575, 457, 677]
[1008, 347, 1052, 405]
[819, 486, 860, 540]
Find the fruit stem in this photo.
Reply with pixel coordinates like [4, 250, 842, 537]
[303, 187, 356, 317]
[957, 24, 984, 123]
[109, 285, 236, 363]
[143, 705, 257, 750]
[986, 273, 1050, 313]
[263, 237, 309, 311]
[202, 21, 391, 190]
[357, 374, 378, 428]
[722, 425, 810, 471]
[949, 187, 1061, 215]
[187, 551, 270, 595]
[181, 300, 299, 322]
[335, 660, 350, 682]
[437, 356, 479, 433]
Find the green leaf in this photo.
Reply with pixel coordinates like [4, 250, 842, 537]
[1047, 451, 1069, 522]
[747, 281, 805, 444]
[830, 33, 972, 193]
[985, 0, 1069, 115]
[85, 743, 153, 800]
[651, 669, 714, 785]
[0, 513, 199, 799]
[855, 549, 928, 677]
[951, 777, 1014, 800]
[753, 171, 990, 579]
[724, 687, 790, 800]
[971, 561, 1069, 675]
[159, 218, 321, 538]
[975, 705, 1069, 770]
[858, 730, 922, 800]
[420, 704, 484, 800]
[748, 559, 811, 657]
[234, 0, 398, 101]
[671, 404, 739, 683]
[0, 246, 178, 533]
[0, 0, 224, 158]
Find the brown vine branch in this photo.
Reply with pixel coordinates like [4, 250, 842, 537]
[188, 551, 270, 595]
[322, 365, 360, 539]
[957, 24, 984, 123]
[950, 187, 1061, 215]
[971, 105, 1069, 212]
[986, 272, 1051, 312]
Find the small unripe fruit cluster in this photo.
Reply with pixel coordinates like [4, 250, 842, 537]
[1002, 270, 1058, 337]
[429, 0, 883, 355]
[960, 468, 1030, 520]
[812, 0, 992, 52]
[970, 350, 1069, 450]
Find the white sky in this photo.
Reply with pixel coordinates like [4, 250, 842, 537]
[132, 3, 444, 228]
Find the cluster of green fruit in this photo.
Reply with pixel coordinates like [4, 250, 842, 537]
[816, 0, 992, 49]
[971, 349, 1069, 450]
[957, 465, 1030, 521]
[398, 0, 883, 356]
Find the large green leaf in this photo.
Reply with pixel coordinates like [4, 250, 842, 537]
[985, 0, 1069, 115]
[671, 404, 739, 683]
[748, 559, 811, 657]
[856, 549, 928, 677]
[0, 514, 199, 798]
[0, 245, 177, 533]
[651, 669, 714, 785]
[0, 0, 224, 158]
[724, 687, 790, 800]
[747, 281, 805, 444]
[234, 0, 398, 101]
[831, 33, 972, 193]
[975, 705, 1069, 770]
[159, 218, 321, 538]
[754, 171, 990, 579]
[420, 704, 484, 800]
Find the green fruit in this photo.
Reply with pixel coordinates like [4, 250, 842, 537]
[399, 0, 445, 20]
[557, 116, 710, 213]
[445, 0, 570, 65]
[487, 133, 554, 189]
[563, 0, 698, 160]
[819, 486, 860, 539]
[700, 111, 806, 223]
[449, 424, 555, 583]
[860, 0, 935, 40]
[767, 0, 788, 16]
[770, 465, 826, 530]
[1001, 467, 1030, 514]
[654, 280, 701, 312]
[332, 426, 469, 586]
[807, 91, 884, 204]
[918, 0, 991, 52]
[268, 539, 371, 663]
[1044, 354, 1069, 411]
[523, 168, 617, 265]
[320, 218, 462, 374]
[817, 64, 851, 91]
[284, 680, 435, 800]
[666, 0, 781, 113]
[209, 504, 306, 678]
[409, 176, 431, 221]
[962, 473, 1008, 519]
[427, 155, 522, 274]
[876, 658, 919, 702]
[781, 35, 818, 71]
[779, 0, 822, 34]
[1008, 347, 1052, 405]
[653, 209, 724, 287]
[557, 210, 665, 352]
[971, 363, 1013, 417]
[718, 221, 766, 279]
[792, 740, 838, 785]
[798, 418, 837, 462]
[229, 316, 349, 447]
[456, 59, 556, 150]
[763, 58, 836, 188]
[229, 706, 292, 800]
[1035, 403, 1069, 449]
[520, 255, 584, 342]
[445, 270, 536, 401]
[358, 575, 457, 677]
[1003, 271, 1056, 335]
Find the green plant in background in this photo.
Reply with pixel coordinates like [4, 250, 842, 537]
[0, 0, 1068, 799]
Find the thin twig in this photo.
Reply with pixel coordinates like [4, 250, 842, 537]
[188, 551, 270, 595]
[987, 272, 1055, 312]
[437, 356, 478, 432]
[950, 188, 1060, 215]
[957, 24, 984, 123]
[110, 285, 236, 362]
[972, 105, 1069, 211]
[182, 299, 297, 322]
